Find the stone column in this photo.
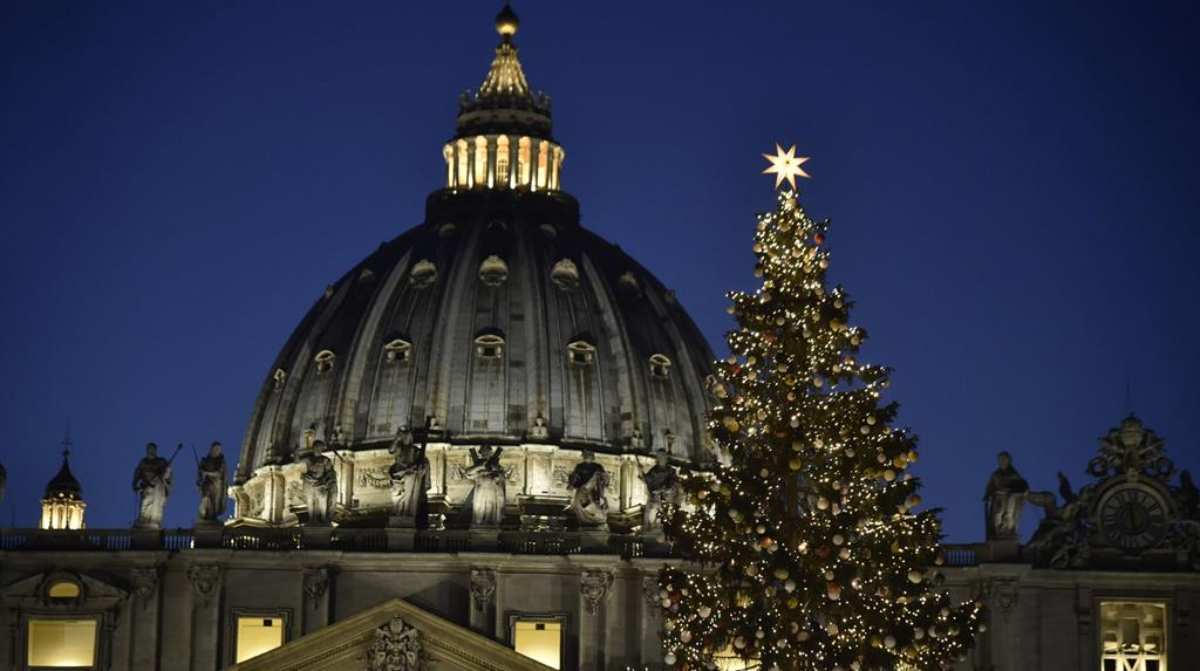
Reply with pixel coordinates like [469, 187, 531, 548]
[469, 568, 497, 637]
[187, 564, 222, 671]
[129, 567, 161, 670]
[302, 566, 333, 635]
[639, 575, 662, 666]
[579, 569, 613, 671]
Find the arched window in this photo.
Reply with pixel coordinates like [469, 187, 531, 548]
[410, 259, 438, 288]
[496, 135, 510, 187]
[474, 136, 488, 188]
[383, 338, 412, 364]
[517, 137, 532, 187]
[474, 332, 505, 359]
[649, 353, 672, 379]
[442, 143, 455, 187]
[550, 258, 580, 291]
[535, 141, 549, 190]
[456, 139, 470, 187]
[567, 337, 596, 366]
[479, 255, 509, 287]
[314, 350, 336, 375]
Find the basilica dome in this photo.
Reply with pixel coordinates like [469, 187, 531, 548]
[231, 6, 714, 524]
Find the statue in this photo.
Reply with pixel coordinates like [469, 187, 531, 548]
[629, 426, 645, 450]
[460, 446, 507, 527]
[196, 442, 227, 522]
[529, 413, 550, 440]
[388, 426, 429, 521]
[639, 450, 679, 533]
[133, 443, 175, 529]
[301, 444, 338, 526]
[567, 449, 610, 527]
[984, 451, 1030, 539]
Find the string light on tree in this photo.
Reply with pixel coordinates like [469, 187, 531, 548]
[657, 147, 983, 670]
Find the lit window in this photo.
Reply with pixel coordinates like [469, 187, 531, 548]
[383, 338, 412, 364]
[535, 141, 549, 190]
[713, 646, 758, 671]
[313, 350, 335, 375]
[28, 618, 97, 668]
[410, 259, 438, 288]
[474, 136, 488, 188]
[517, 137, 532, 187]
[550, 258, 579, 291]
[649, 353, 672, 379]
[479, 255, 509, 287]
[1100, 601, 1167, 671]
[47, 581, 81, 600]
[442, 143, 455, 187]
[235, 615, 286, 663]
[456, 139, 469, 187]
[511, 616, 563, 669]
[567, 338, 596, 366]
[496, 135, 510, 187]
[475, 333, 505, 360]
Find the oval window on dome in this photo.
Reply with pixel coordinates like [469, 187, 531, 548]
[618, 271, 640, 294]
[272, 368, 287, 391]
[649, 353, 672, 379]
[383, 338, 412, 364]
[410, 259, 438, 288]
[474, 332, 505, 360]
[314, 350, 336, 375]
[567, 336, 596, 366]
[479, 255, 509, 287]
[551, 258, 580, 291]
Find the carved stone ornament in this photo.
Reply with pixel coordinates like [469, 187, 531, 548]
[470, 568, 496, 612]
[303, 566, 332, 604]
[580, 569, 613, 615]
[989, 578, 1019, 620]
[186, 564, 222, 607]
[364, 616, 423, 671]
[129, 567, 159, 606]
[642, 575, 662, 610]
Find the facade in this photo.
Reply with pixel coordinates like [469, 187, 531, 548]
[1, 7, 1197, 671]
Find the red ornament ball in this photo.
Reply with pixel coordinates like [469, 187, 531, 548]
[813, 233, 825, 245]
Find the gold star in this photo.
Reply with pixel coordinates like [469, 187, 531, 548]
[762, 144, 810, 191]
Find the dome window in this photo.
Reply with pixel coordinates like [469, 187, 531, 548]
[383, 338, 412, 364]
[475, 332, 505, 360]
[272, 368, 287, 391]
[438, 221, 457, 238]
[479, 255, 509, 286]
[567, 338, 596, 366]
[551, 258, 580, 291]
[539, 223, 557, 239]
[410, 259, 438, 288]
[314, 350, 336, 375]
[649, 353, 672, 379]
[618, 271, 640, 293]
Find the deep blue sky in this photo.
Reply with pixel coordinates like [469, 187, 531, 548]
[2, 1, 1198, 541]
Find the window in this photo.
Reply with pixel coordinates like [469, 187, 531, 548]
[496, 136, 510, 187]
[234, 614, 286, 663]
[510, 615, 564, 670]
[383, 338, 412, 364]
[28, 618, 97, 669]
[46, 581, 81, 600]
[272, 368, 287, 391]
[517, 137, 532, 187]
[550, 258, 580, 291]
[410, 259, 438, 288]
[649, 353, 672, 379]
[479, 255, 509, 287]
[474, 136, 488, 188]
[313, 350, 335, 375]
[567, 338, 595, 366]
[475, 333, 505, 360]
[1100, 601, 1167, 671]
[535, 141, 549, 190]
[456, 139, 469, 187]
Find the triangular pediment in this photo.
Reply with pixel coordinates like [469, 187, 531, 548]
[227, 597, 553, 671]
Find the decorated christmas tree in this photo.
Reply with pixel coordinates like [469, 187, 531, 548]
[657, 147, 983, 671]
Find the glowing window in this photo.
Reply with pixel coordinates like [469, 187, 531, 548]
[517, 137, 532, 187]
[1100, 601, 1167, 671]
[536, 141, 549, 190]
[410, 259, 438, 288]
[383, 338, 412, 364]
[27, 618, 97, 668]
[713, 646, 758, 670]
[442, 143, 454, 187]
[496, 136, 510, 187]
[235, 615, 285, 663]
[511, 617, 563, 670]
[475, 333, 505, 360]
[474, 136, 488, 188]
[47, 581, 81, 600]
[456, 139, 469, 187]
[649, 354, 672, 379]
[479, 255, 509, 287]
[313, 350, 335, 375]
[550, 258, 579, 291]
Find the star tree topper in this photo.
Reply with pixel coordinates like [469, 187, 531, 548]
[762, 143, 810, 190]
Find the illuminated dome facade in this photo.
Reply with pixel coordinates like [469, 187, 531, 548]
[231, 7, 715, 526]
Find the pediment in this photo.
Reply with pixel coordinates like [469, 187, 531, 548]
[227, 597, 553, 671]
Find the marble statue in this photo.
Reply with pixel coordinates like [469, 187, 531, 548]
[629, 426, 645, 450]
[529, 413, 550, 440]
[301, 445, 338, 526]
[567, 449, 610, 527]
[388, 425, 429, 520]
[196, 442, 227, 522]
[984, 451, 1030, 539]
[133, 443, 174, 529]
[639, 450, 679, 532]
[461, 446, 507, 527]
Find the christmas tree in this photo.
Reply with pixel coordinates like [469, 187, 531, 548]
[657, 147, 982, 671]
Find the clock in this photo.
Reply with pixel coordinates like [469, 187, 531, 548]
[1097, 484, 1169, 552]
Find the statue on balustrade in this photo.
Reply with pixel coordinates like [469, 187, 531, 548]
[388, 425, 429, 522]
[461, 446, 508, 527]
[196, 441, 227, 522]
[567, 449, 610, 528]
[133, 442, 175, 529]
[639, 449, 679, 533]
[301, 443, 338, 526]
[985, 451, 1051, 539]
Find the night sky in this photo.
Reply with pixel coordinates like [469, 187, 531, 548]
[2, 1, 1198, 542]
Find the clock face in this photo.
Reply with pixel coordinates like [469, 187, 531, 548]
[1098, 485, 1169, 552]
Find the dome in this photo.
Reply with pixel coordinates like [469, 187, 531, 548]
[236, 189, 716, 480]
[229, 8, 716, 526]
